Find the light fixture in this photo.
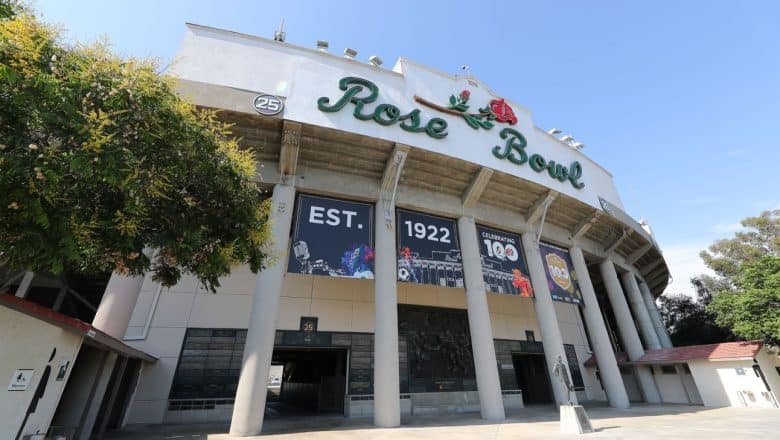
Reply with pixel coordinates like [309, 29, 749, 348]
[559, 134, 574, 142]
[343, 48, 357, 59]
[316, 40, 328, 51]
[368, 55, 383, 67]
[547, 128, 562, 135]
[273, 19, 286, 42]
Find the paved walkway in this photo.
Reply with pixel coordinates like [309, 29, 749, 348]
[107, 404, 779, 439]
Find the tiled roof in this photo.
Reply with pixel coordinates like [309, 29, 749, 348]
[583, 341, 762, 367]
[584, 351, 629, 367]
[0, 293, 156, 362]
[635, 341, 763, 364]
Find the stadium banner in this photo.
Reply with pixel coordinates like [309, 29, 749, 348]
[396, 209, 463, 287]
[288, 194, 374, 278]
[476, 225, 533, 297]
[538, 242, 583, 305]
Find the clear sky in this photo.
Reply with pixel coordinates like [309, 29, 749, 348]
[34, 0, 780, 296]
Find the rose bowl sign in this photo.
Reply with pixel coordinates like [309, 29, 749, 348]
[317, 76, 586, 189]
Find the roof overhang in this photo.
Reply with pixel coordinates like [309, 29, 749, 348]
[0, 294, 157, 363]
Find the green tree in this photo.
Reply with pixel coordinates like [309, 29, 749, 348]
[699, 209, 780, 292]
[658, 280, 735, 346]
[694, 209, 780, 345]
[707, 256, 780, 345]
[0, 7, 271, 291]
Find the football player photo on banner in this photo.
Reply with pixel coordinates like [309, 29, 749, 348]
[538, 242, 583, 305]
[396, 209, 463, 287]
[288, 194, 374, 278]
[476, 225, 533, 297]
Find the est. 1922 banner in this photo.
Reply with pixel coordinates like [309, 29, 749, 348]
[288, 194, 375, 278]
[396, 209, 463, 287]
[539, 242, 583, 305]
[476, 225, 534, 297]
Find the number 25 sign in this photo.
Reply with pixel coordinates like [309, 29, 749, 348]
[253, 94, 284, 116]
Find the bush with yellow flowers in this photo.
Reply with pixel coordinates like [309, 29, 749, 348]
[0, 2, 272, 291]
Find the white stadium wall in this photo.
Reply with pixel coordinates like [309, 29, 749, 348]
[169, 24, 624, 212]
[122, 265, 599, 424]
[0, 307, 82, 439]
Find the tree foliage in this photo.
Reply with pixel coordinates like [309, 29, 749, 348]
[658, 281, 735, 346]
[699, 209, 780, 287]
[692, 209, 780, 346]
[707, 256, 780, 346]
[0, 8, 271, 290]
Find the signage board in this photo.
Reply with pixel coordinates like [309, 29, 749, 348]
[476, 224, 533, 297]
[396, 209, 463, 287]
[288, 194, 374, 278]
[8, 369, 33, 391]
[539, 242, 583, 305]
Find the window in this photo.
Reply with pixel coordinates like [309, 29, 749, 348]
[169, 328, 247, 399]
[661, 365, 676, 375]
[525, 330, 535, 342]
[563, 344, 585, 390]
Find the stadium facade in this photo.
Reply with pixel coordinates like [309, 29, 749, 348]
[5, 23, 780, 440]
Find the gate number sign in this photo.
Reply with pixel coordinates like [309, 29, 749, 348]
[253, 94, 284, 116]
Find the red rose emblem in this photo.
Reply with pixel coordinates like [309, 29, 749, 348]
[489, 98, 517, 125]
[459, 90, 470, 102]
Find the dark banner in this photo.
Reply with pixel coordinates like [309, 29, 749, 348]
[288, 194, 374, 278]
[538, 242, 583, 305]
[396, 209, 463, 287]
[476, 225, 533, 297]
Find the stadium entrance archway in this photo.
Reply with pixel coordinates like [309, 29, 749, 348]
[266, 348, 347, 417]
[512, 353, 554, 404]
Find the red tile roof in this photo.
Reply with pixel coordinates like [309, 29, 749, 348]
[583, 341, 763, 367]
[635, 341, 763, 364]
[584, 352, 629, 367]
[0, 293, 156, 362]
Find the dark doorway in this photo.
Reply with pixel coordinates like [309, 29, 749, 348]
[266, 348, 347, 417]
[512, 353, 553, 404]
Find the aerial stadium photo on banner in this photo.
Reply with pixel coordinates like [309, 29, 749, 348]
[288, 194, 375, 278]
[396, 209, 464, 287]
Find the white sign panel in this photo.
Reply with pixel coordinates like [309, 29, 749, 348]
[8, 369, 33, 391]
[171, 24, 626, 211]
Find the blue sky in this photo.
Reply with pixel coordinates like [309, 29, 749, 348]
[35, 0, 780, 295]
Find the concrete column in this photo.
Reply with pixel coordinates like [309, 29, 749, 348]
[373, 199, 401, 428]
[621, 272, 661, 350]
[229, 184, 295, 436]
[92, 273, 144, 339]
[638, 281, 673, 348]
[76, 351, 118, 440]
[458, 216, 505, 420]
[14, 271, 35, 298]
[599, 260, 660, 403]
[570, 247, 630, 409]
[521, 232, 577, 406]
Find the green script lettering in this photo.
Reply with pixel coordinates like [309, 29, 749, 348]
[317, 77, 585, 189]
[318, 77, 448, 139]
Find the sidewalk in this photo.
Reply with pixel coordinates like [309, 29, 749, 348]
[106, 404, 778, 440]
